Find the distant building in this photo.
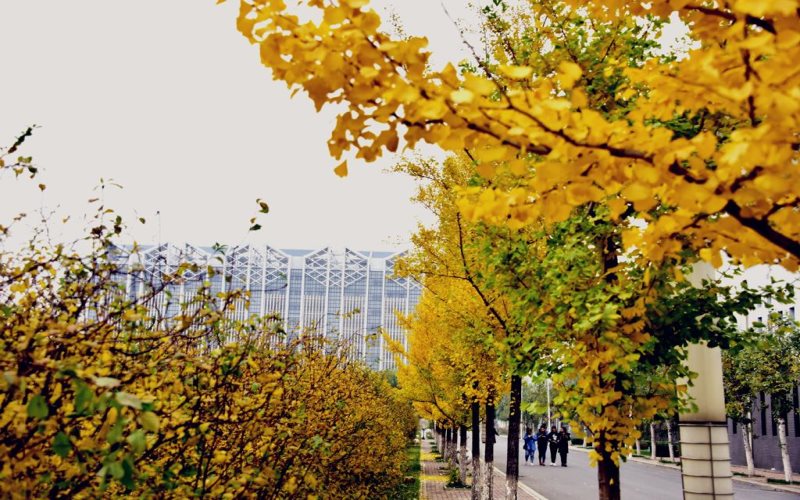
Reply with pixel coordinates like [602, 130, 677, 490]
[112, 244, 421, 371]
[723, 265, 800, 472]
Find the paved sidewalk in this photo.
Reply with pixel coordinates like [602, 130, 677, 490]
[419, 439, 540, 500]
[571, 445, 800, 496]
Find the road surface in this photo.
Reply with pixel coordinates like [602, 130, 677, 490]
[488, 435, 798, 499]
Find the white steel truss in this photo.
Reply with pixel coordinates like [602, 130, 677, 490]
[114, 244, 419, 370]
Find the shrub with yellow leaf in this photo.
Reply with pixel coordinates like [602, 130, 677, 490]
[0, 135, 414, 498]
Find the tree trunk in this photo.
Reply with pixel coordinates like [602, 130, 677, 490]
[650, 422, 657, 460]
[777, 417, 793, 483]
[447, 426, 452, 464]
[505, 375, 521, 500]
[451, 424, 459, 468]
[666, 420, 674, 462]
[441, 422, 445, 449]
[742, 419, 754, 477]
[444, 426, 450, 461]
[483, 397, 495, 500]
[460, 424, 468, 485]
[596, 434, 621, 500]
[472, 400, 482, 500]
[441, 424, 447, 458]
[635, 438, 641, 456]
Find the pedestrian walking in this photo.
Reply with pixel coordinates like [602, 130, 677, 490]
[536, 425, 548, 466]
[558, 426, 570, 466]
[523, 427, 536, 465]
[547, 425, 559, 466]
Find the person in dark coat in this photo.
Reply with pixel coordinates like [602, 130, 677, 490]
[547, 425, 559, 465]
[557, 426, 571, 466]
[536, 425, 548, 465]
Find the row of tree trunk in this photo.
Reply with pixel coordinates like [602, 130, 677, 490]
[736, 413, 793, 483]
[433, 377, 524, 500]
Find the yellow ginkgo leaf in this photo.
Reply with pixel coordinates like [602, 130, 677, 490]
[733, 0, 796, 16]
[557, 61, 582, 90]
[621, 182, 651, 202]
[334, 160, 348, 177]
[462, 74, 496, 96]
[498, 65, 533, 80]
[476, 163, 495, 179]
[449, 88, 475, 104]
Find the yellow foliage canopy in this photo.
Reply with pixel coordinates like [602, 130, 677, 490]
[234, 0, 800, 270]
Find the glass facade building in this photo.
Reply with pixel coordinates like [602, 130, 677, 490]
[114, 244, 421, 371]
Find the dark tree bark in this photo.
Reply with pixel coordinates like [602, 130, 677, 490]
[445, 426, 452, 464]
[484, 394, 496, 500]
[505, 375, 522, 499]
[472, 399, 482, 500]
[449, 423, 458, 467]
[596, 434, 621, 500]
[596, 207, 622, 500]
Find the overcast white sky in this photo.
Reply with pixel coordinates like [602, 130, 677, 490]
[0, 1, 482, 252]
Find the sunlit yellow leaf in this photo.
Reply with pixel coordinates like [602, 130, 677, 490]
[556, 61, 582, 89]
[476, 163, 495, 179]
[334, 160, 348, 177]
[462, 74, 496, 96]
[449, 88, 475, 104]
[621, 182, 651, 202]
[498, 65, 533, 80]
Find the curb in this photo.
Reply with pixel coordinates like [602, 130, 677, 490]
[726, 476, 800, 495]
[569, 445, 800, 496]
[492, 466, 549, 500]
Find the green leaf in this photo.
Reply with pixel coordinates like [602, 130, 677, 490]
[249, 224, 262, 232]
[127, 429, 146, 454]
[74, 381, 94, 414]
[108, 461, 124, 480]
[53, 432, 72, 458]
[120, 456, 136, 490]
[107, 419, 125, 444]
[27, 394, 49, 419]
[115, 392, 142, 410]
[140, 411, 160, 432]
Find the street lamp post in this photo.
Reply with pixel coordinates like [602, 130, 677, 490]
[546, 378, 551, 429]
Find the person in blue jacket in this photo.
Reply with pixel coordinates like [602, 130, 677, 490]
[522, 427, 537, 465]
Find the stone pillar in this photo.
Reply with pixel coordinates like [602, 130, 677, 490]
[679, 263, 733, 499]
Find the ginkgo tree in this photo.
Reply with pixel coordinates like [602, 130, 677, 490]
[393, 283, 496, 494]
[392, 179, 511, 498]
[231, 0, 799, 498]
[233, 0, 799, 271]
